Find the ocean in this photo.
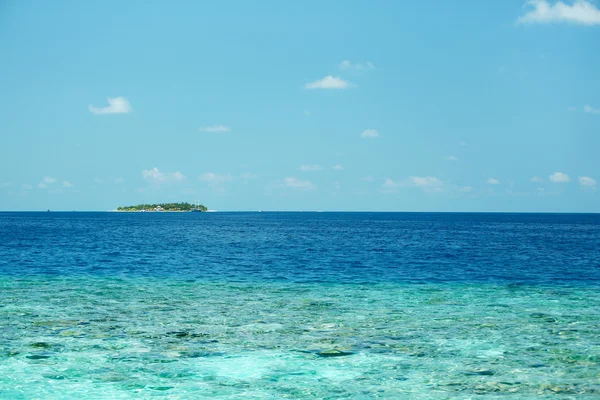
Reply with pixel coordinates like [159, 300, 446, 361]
[1, 212, 599, 398]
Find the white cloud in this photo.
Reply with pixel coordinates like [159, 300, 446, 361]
[487, 178, 500, 185]
[339, 60, 375, 71]
[62, 181, 73, 188]
[199, 172, 233, 183]
[409, 176, 443, 189]
[305, 75, 351, 90]
[199, 125, 231, 133]
[459, 186, 474, 192]
[361, 129, 379, 138]
[2, 182, 12, 188]
[578, 176, 597, 186]
[568, 106, 578, 112]
[284, 177, 315, 190]
[518, 0, 600, 25]
[142, 167, 186, 183]
[549, 171, 570, 182]
[332, 165, 344, 171]
[114, 177, 125, 184]
[530, 176, 544, 182]
[382, 178, 400, 189]
[361, 176, 374, 182]
[37, 176, 57, 189]
[89, 97, 132, 115]
[584, 104, 600, 114]
[382, 176, 444, 192]
[445, 155, 458, 161]
[299, 164, 322, 172]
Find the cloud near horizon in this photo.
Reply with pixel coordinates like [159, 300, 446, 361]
[518, 0, 600, 25]
[383, 176, 443, 192]
[305, 75, 351, 89]
[549, 171, 570, 182]
[142, 167, 186, 183]
[89, 97, 132, 115]
[361, 129, 379, 138]
[284, 177, 316, 190]
[199, 125, 231, 133]
[299, 164, 322, 172]
[578, 176, 597, 187]
[584, 105, 600, 114]
[37, 176, 57, 189]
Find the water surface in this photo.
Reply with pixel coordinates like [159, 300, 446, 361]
[1, 212, 599, 398]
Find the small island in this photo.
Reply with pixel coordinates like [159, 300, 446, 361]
[116, 202, 207, 212]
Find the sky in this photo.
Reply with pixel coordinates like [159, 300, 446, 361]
[0, 0, 598, 212]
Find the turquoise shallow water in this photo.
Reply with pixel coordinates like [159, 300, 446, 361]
[2, 277, 599, 399]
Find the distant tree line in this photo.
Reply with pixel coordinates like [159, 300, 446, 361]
[116, 202, 207, 212]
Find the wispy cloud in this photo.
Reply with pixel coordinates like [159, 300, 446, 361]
[549, 171, 570, 182]
[62, 181, 73, 188]
[199, 125, 231, 133]
[382, 178, 400, 190]
[199, 172, 233, 183]
[339, 60, 375, 71]
[305, 75, 351, 90]
[332, 165, 344, 171]
[383, 176, 444, 192]
[114, 177, 125, 184]
[2, 182, 12, 188]
[38, 176, 57, 189]
[142, 167, 186, 183]
[409, 176, 443, 190]
[284, 177, 316, 190]
[445, 155, 458, 161]
[578, 176, 597, 187]
[487, 178, 500, 185]
[89, 97, 132, 115]
[518, 0, 600, 25]
[361, 129, 379, 138]
[584, 105, 600, 114]
[299, 164, 322, 172]
[361, 176, 374, 182]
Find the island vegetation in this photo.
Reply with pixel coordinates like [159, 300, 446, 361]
[116, 202, 207, 212]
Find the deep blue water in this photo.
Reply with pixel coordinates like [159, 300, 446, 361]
[1, 212, 599, 284]
[2, 212, 600, 398]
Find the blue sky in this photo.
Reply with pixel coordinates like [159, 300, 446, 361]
[0, 0, 598, 212]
